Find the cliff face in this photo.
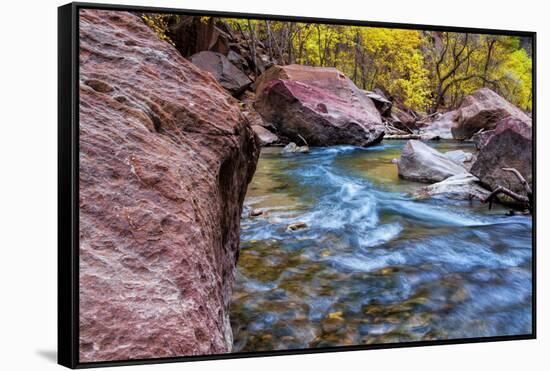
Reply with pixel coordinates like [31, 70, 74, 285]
[78, 9, 259, 362]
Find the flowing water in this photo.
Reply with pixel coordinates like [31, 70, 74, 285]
[230, 140, 532, 352]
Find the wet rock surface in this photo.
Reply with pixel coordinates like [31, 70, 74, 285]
[281, 142, 310, 154]
[79, 9, 259, 362]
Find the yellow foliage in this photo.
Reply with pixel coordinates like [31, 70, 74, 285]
[142, 14, 175, 46]
[141, 15, 532, 113]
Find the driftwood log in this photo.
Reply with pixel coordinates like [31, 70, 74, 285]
[482, 167, 533, 213]
[384, 134, 422, 140]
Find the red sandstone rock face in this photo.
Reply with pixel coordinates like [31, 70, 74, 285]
[78, 9, 259, 363]
[254, 64, 384, 146]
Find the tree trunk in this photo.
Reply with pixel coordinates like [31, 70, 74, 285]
[247, 20, 258, 77]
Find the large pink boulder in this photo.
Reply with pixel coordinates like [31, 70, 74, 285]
[79, 9, 259, 362]
[254, 64, 384, 146]
[451, 88, 531, 140]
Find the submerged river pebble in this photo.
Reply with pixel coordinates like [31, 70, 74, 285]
[230, 140, 532, 352]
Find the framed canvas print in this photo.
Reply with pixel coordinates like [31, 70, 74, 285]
[58, 2, 536, 368]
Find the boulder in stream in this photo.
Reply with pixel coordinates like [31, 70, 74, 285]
[413, 173, 490, 200]
[254, 64, 384, 147]
[470, 117, 532, 197]
[420, 111, 456, 140]
[444, 150, 473, 166]
[397, 140, 467, 183]
[252, 124, 279, 146]
[282, 142, 310, 154]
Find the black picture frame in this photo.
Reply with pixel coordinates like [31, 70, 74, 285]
[58, 2, 537, 368]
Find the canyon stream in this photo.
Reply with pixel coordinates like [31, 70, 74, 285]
[230, 140, 532, 352]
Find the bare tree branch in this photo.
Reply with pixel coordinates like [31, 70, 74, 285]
[483, 186, 529, 209]
[482, 167, 532, 213]
[502, 167, 532, 196]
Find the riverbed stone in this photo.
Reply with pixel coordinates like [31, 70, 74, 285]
[249, 209, 264, 217]
[287, 221, 308, 231]
[282, 142, 310, 154]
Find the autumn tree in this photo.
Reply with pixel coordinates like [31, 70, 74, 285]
[143, 15, 533, 113]
[426, 32, 532, 112]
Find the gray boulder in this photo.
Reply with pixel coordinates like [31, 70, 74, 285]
[282, 142, 309, 154]
[445, 150, 473, 165]
[420, 111, 456, 140]
[397, 140, 467, 183]
[252, 125, 279, 146]
[413, 173, 490, 200]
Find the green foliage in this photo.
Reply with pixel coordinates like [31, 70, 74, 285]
[495, 48, 532, 111]
[425, 32, 532, 112]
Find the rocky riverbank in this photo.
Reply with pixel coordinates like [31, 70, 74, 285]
[77, 8, 533, 362]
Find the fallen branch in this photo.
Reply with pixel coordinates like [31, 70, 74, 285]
[502, 167, 532, 198]
[384, 122, 409, 135]
[384, 134, 421, 140]
[423, 112, 440, 120]
[482, 167, 532, 213]
[297, 133, 309, 146]
[483, 185, 529, 209]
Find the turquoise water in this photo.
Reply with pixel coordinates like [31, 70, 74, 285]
[230, 140, 532, 351]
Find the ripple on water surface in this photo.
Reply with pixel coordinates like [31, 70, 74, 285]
[230, 140, 532, 352]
